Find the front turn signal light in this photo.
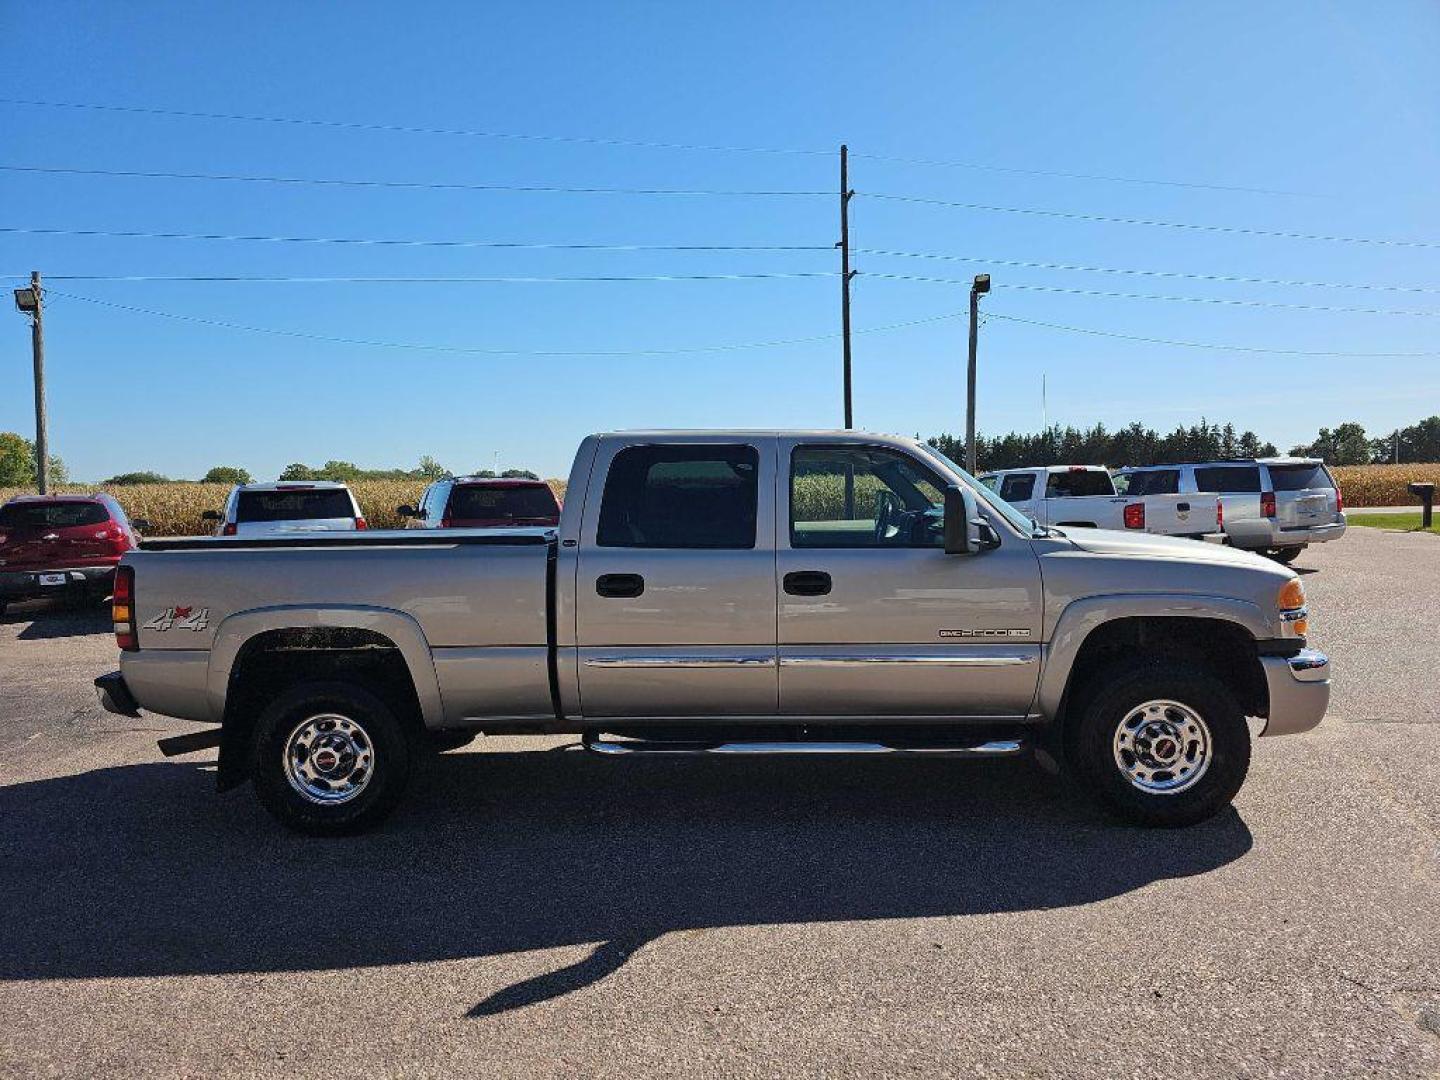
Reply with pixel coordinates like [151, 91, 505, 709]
[1278, 579, 1305, 612]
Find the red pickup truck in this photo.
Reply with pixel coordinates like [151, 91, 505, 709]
[0, 494, 146, 615]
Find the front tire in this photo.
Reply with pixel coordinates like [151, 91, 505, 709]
[252, 681, 412, 835]
[1069, 661, 1250, 828]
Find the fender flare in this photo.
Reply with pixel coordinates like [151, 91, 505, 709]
[207, 605, 445, 728]
[1037, 593, 1268, 718]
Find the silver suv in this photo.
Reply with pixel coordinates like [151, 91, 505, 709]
[201, 482, 367, 538]
[1113, 458, 1344, 563]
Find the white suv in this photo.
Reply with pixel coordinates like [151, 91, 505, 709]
[1113, 458, 1345, 563]
[203, 482, 367, 538]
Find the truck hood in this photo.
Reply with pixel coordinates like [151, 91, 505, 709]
[1058, 527, 1280, 571]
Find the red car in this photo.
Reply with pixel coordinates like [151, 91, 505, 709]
[0, 494, 146, 616]
[400, 477, 561, 528]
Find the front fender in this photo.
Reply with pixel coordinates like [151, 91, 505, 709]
[1036, 593, 1268, 718]
[207, 605, 445, 728]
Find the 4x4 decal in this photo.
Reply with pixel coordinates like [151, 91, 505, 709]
[142, 606, 210, 632]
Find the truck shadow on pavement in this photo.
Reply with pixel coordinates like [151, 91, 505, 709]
[0, 750, 1253, 1016]
[4, 604, 111, 640]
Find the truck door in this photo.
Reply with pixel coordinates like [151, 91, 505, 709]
[575, 437, 778, 717]
[776, 440, 1042, 718]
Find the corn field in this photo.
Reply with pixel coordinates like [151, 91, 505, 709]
[0, 479, 569, 535]
[0, 466, 1430, 536]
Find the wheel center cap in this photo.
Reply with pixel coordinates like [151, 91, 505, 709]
[312, 747, 341, 772]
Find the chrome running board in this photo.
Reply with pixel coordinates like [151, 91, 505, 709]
[582, 733, 1025, 757]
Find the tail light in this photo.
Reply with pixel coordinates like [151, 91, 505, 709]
[440, 516, 453, 529]
[1335, 486, 1344, 513]
[222, 522, 237, 536]
[355, 517, 368, 530]
[1216, 499, 1224, 529]
[113, 565, 138, 651]
[1123, 503, 1145, 530]
[1261, 492, 1277, 518]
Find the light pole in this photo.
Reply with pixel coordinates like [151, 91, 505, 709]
[965, 273, 990, 475]
[13, 271, 48, 494]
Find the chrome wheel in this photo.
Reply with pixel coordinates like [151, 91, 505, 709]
[1112, 699, 1211, 795]
[283, 713, 375, 805]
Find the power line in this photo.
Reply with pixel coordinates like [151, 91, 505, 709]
[0, 97, 833, 158]
[863, 271, 1440, 317]
[45, 288, 964, 356]
[850, 151, 1318, 199]
[35, 272, 837, 284]
[985, 309, 1440, 358]
[854, 248, 1440, 295]
[0, 225, 830, 253]
[0, 163, 829, 198]
[0, 97, 1317, 198]
[860, 191, 1440, 250]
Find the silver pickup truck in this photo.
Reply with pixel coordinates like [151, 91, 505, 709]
[96, 430, 1330, 835]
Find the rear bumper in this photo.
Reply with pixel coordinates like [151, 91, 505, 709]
[1227, 519, 1346, 551]
[1259, 648, 1330, 736]
[94, 671, 141, 718]
[0, 565, 115, 601]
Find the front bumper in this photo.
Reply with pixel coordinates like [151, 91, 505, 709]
[0, 565, 116, 601]
[1259, 648, 1331, 736]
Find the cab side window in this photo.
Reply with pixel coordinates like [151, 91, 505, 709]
[597, 444, 759, 549]
[999, 474, 1036, 503]
[790, 445, 947, 548]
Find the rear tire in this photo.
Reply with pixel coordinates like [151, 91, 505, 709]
[1268, 547, 1303, 564]
[252, 681, 412, 835]
[1068, 660, 1250, 828]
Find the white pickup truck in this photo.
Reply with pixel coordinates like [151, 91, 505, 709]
[95, 431, 1328, 835]
[979, 465, 1220, 539]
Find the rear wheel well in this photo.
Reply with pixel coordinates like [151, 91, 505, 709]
[219, 627, 423, 789]
[1059, 617, 1267, 727]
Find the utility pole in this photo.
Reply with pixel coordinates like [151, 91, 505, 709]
[965, 273, 990, 475]
[839, 144, 854, 429]
[13, 271, 48, 493]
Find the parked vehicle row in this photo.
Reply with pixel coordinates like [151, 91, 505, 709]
[977, 465, 1221, 539]
[1113, 457, 1345, 563]
[94, 430, 1329, 837]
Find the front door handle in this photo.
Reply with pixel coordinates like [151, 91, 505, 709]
[596, 573, 645, 599]
[783, 570, 832, 597]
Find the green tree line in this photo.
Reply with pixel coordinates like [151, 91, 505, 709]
[929, 420, 1279, 472]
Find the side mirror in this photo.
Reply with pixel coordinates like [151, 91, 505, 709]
[130, 518, 151, 533]
[944, 485, 1000, 555]
[397, 504, 416, 519]
[200, 510, 222, 522]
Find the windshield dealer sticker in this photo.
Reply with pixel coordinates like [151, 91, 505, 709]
[142, 606, 210, 632]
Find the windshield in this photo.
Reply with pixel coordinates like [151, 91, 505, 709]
[914, 444, 1040, 535]
[449, 484, 559, 520]
[236, 489, 356, 522]
[0, 501, 109, 529]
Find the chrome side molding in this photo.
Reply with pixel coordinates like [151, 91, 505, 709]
[778, 654, 1036, 668]
[582, 733, 1025, 757]
[583, 655, 776, 669]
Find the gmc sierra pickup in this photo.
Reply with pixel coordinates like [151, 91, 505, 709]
[95, 430, 1330, 834]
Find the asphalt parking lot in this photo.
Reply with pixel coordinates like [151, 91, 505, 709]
[1, 527, 1437, 1078]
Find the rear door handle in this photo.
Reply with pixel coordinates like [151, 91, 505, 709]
[783, 570, 832, 597]
[596, 573, 644, 599]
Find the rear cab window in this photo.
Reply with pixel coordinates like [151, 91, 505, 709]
[1114, 469, 1179, 496]
[597, 444, 759, 548]
[1267, 463, 1335, 491]
[236, 489, 357, 522]
[0, 501, 109, 529]
[999, 474, 1036, 502]
[448, 484, 559, 521]
[1045, 469, 1115, 498]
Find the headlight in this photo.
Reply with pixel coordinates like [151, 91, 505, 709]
[1278, 578, 1308, 636]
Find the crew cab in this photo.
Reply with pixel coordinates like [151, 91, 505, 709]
[0, 494, 146, 615]
[95, 431, 1330, 835]
[201, 481, 367, 537]
[979, 465, 1220, 539]
[1113, 458, 1345, 563]
[399, 476, 561, 529]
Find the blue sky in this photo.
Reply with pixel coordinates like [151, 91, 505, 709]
[3, 2, 1439, 481]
